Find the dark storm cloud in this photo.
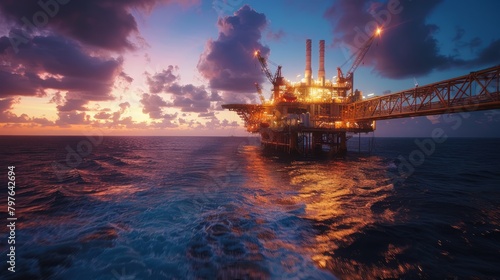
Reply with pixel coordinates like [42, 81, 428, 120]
[0, 69, 41, 96]
[471, 39, 500, 66]
[0, 0, 197, 51]
[324, 0, 500, 79]
[197, 5, 270, 95]
[0, 34, 122, 99]
[325, 0, 447, 78]
[0, 36, 9, 53]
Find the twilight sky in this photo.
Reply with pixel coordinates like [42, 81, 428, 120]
[0, 0, 499, 136]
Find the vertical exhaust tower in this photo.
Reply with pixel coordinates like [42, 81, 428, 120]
[305, 39, 312, 85]
[318, 40, 325, 85]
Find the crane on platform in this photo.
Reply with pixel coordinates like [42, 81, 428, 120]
[254, 50, 286, 101]
[337, 28, 382, 93]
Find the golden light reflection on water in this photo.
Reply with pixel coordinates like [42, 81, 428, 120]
[87, 184, 143, 201]
[290, 160, 400, 275]
[241, 146, 413, 278]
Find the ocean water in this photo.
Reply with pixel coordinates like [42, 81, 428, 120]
[0, 136, 499, 279]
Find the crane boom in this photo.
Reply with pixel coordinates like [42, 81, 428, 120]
[337, 28, 381, 90]
[254, 50, 287, 101]
[347, 29, 380, 77]
[254, 51, 274, 84]
[254, 50, 285, 86]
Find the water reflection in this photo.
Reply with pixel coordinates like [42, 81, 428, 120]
[241, 146, 414, 279]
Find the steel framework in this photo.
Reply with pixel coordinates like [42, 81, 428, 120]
[341, 65, 500, 121]
[222, 104, 265, 133]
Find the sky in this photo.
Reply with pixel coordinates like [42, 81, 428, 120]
[0, 0, 499, 137]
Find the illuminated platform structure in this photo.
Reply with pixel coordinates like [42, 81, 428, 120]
[223, 30, 500, 157]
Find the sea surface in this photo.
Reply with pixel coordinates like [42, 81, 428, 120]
[0, 136, 499, 279]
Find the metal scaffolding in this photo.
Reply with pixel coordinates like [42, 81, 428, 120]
[341, 65, 500, 121]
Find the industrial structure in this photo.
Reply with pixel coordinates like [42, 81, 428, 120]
[223, 29, 500, 157]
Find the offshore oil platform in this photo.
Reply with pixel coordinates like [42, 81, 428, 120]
[223, 29, 500, 157]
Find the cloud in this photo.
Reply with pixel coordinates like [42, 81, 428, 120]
[56, 98, 87, 112]
[94, 111, 112, 120]
[55, 111, 89, 126]
[146, 65, 179, 94]
[200, 115, 240, 130]
[452, 26, 482, 55]
[221, 119, 239, 127]
[150, 112, 179, 128]
[167, 83, 220, 113]
[144, 66, 224, 113]
[90, 102, 132, 126]
[198, 112, 215, 118]
[119, 72, 134, 83]
[140, 93, 170, 119]
[32, 116, 54, 126]
[0, 36, 9, 53]
[49, 91, 63, 104]
[0, 98, 16, 112]
[0, 68, 42, 96]
[0, 0, 200, 51]
[119, 102, 130, 113]
[0, 34, 122, 99]
[266, 29, 286, 41]
[197, 5, 270, 95]
[210, 91, 223, 102]
[324, 0, 500, 79]
[471, 39, 500, 66]
[452, 26, 465, 42]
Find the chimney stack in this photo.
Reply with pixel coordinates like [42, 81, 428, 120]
[318, 40, 325, 85]
[305, 39, 312, 85]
